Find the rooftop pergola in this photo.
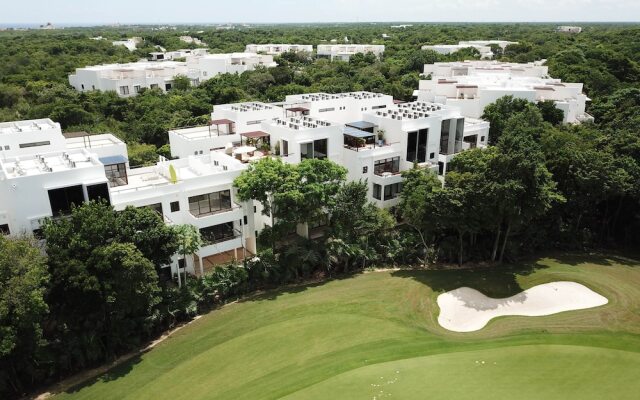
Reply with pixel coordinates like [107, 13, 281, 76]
[208, 118, 236, 136]
[240, 130, 270, 145]
[346, 120, 376, 133]
[343, 126, 377, 151]
[285, 106, 310, 117]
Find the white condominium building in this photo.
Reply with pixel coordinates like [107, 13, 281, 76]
[422, 40, 518, 59]
[68, 61, 197, 97]
[149, 48, 209, 61]
[169, 102, 283, 159]
[0, 118, 257, 279]
[317, 44, 385, 61]
[186, 53, 276, 82]
[1, 91, 490, 275]
[416, 61, 593, 124]
[69, 53, 277, 97]
[245, 44, 313, 55]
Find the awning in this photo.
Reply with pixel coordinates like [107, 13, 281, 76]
[99, 155, 128, 165]
[344, 126, 375, 138]
[346, 121, 376, 130]
[285, 106, 309, 112]
[210, 118, 234, 125]
[240, 131, 270, 139]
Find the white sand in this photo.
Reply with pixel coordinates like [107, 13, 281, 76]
[437, 281, 608, 333]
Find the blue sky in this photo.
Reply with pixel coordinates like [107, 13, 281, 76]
[2, 0, 639, 24]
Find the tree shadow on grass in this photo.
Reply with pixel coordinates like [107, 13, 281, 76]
[541, 251, 639, 268]
[62, 354, 143, 394]
[237, 272, 362, 303]
[391, 261, 546, 298]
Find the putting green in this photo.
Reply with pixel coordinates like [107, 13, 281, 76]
[55, 254, 640, 400]
[282, 345, 640, 400]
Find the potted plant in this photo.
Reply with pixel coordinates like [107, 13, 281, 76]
[377, 129, 386, 145]
[260, 142, 271, 154]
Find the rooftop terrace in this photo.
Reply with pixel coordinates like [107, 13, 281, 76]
[0, 119, 59, 135]
[0, 150, 100, 179]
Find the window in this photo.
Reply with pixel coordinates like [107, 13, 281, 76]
[134, 85, 141, 93]
[362, 166, 368, 174]
[243, 215, 248, 224]
[318, 107, 335, 112]
[373, 183, 382, 200]
[188, 190, 232, 217]
[170, 201, 180, 212]
[119, 86, 130, 95]
[19, 141, 50, 149]
[104, 163, 128, 187]
[430, 152, 435, 159]
[200, 222, 236, 245]
[3, 145, 9, 150]
[406, 129, 428, 163]
[282, 140, 289, 156]
[86, 183, 110, 204]
[246, 120, 264, 125]
[150, 84, 158, 89]
[481, 136, 485, 142]
[165, 83, 172, 91]
[301, 139, 328, 160]
[48, 185, 84, 217]
[383, 183, 403, 201]
[372, 105, 387, 110]
[81, 84, 85, 90]
[92, 85, 95, 90]
[143, 203, 163, 216]
[0, 224, 9, 235]
[374, 157, 400, 175]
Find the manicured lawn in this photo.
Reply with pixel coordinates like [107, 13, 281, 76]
[56, 253, 640, 400]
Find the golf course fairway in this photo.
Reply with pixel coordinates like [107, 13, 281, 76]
[55, 254, 640, 400]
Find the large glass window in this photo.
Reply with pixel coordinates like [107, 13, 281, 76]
[440, 119, 451, 154]
[19, 141, 51, 149]
[374, 157, 400, 175]
[314, 139, 328, 160]
[48, 185, 84, 217]
[383, 183, 403, 201]
[282, 139, 289, 156]
[200, 222, 236, 245]
[188, 190, 232, 217]
[105, 163, 128, 187]
[407, 129, 428, 163]
[373, 183, 382, 200]
[455, 118, 465, 153]
[87, 183, 110, 204]
[406, 131, 417, 163]
[300, 139, 328, 160]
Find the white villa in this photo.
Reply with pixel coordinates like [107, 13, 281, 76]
[185, 53, 276, 82]
[68, 53, 276, 97]
[112, 37, 142, 52]
[557, 26, 582, 33]
[422, 40, 517, 59]
[415, 60, 593, 124]
[149, 48, 209, 61]
[245, 44, 313, 55]
[317, 44, 385, 61]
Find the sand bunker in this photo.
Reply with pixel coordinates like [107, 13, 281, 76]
[437, 281, 608, 332]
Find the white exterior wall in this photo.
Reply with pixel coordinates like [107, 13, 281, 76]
[0, 119, 67, 159]
[187, 53, 276, 81]
[245, 44, 313, 55]
[68, 61, 195, 97]
[0, 150, 109, 235]
[285, 92, 395, 124]
[317, 45, 385, 61]
[263, 120, 343, 165]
